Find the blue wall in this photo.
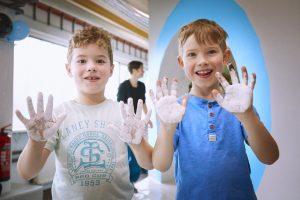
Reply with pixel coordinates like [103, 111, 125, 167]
[151, 0, 271, 190]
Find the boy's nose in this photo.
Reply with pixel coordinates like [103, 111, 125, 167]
[87, 63, 97, 72]
[88, 67, 97, 72]
[197, 55, 208, 67]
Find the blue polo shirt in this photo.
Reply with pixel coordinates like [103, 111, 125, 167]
[174, 95, 256, 200]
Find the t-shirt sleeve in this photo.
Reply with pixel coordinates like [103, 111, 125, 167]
[140, 82, 146, 102]
[117, 82, 127, 102]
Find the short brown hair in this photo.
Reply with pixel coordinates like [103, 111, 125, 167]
[67, 26, 113, 64]
[128, 60, 143, 74]
[178, 19, 228, 54]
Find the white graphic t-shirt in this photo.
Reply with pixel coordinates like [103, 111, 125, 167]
[45, 99, 134, 200]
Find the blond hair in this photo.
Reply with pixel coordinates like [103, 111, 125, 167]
[178, 19, 228, 55]
[67, 26, 113, 64]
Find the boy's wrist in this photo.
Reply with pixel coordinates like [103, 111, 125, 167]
[235, 106, 256, 122]
[130, 137, 145, 148]
[28, 137, 47, 147]
[161, 122, 177, 133]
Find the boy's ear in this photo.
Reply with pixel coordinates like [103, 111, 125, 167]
[65, 63, 72, 77]
[223, 49, 231, 64]
[177, 55, 184, 69]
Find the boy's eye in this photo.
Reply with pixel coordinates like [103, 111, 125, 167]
[187, 52, 196, 57]
[77, 59, 86, 64]
[96, 59, 106, 64]
[208, 50, 217, 54]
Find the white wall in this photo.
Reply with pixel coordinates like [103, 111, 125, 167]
[237, 0, 300, 199]
[0, 40, 14, 129]
[148, 0, 300, 199]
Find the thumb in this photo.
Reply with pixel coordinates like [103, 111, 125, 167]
[107, 122, 121, 133]
[212, 89, 223, 105]
[149, 89, 156, 105]
[15, 110, 29, 125]
[43, 113, 67, 139]
[56, 113, 67, 126]
[181, 95, 189, 108]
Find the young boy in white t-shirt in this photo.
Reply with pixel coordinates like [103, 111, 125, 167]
[16, 26, 153, 200]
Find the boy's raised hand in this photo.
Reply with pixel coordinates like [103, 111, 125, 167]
[212, 64, 256, 113]
[150, 77, 188, 125]
[108, 98, 151, 144]
[15, 92, 66, 142]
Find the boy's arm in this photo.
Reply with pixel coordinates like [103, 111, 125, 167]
[129, 137, 153, 169]
[108, 98, 153, 169]
[236, 109, 279, 164]
[15, 92, 66, 179]
[150, 77, 188, 172]
[212, 65, 279, 164]
[142, 103, 148, 115]
[17, 140, 50, 180]
[152, 123, 177, 172]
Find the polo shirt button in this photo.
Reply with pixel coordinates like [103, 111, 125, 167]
[208, 103, 212, 108]
[209, 124, 215, 130]
[209, 112, 214, 117]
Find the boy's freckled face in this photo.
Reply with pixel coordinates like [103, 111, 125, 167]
[67, 43, 113, 95]
[179, 34, 227, 91]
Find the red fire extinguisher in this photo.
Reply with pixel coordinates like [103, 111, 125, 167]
[0, 125, 11, 183]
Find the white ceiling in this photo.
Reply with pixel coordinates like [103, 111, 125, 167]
[126, 0, 149, 15]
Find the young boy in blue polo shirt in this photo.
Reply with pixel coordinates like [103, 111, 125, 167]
[150, 19, 279, 200]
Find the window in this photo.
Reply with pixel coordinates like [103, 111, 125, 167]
[13, 37, 131, 131]
[105, 61, 131, 100]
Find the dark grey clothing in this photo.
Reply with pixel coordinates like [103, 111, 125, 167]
[117, 80, 146, 113]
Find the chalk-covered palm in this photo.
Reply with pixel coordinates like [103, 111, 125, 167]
[109, 98, 151, 144]
[15, 92, 66, 142]
[212, 64, 256, 113]
[150, 77, 187, 124]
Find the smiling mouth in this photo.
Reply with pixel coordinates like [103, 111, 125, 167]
[85, 76, 100, 80]
[195, 69, 213, 78]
